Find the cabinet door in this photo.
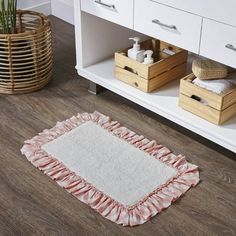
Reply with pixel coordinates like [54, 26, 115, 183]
[200, 19, 236, 68]
[134, 0, 202, 53]
[81, 0, 133, 29]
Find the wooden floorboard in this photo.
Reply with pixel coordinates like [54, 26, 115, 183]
[0, 16, 235, 236]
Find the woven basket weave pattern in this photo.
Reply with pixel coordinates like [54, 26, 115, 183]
[192, 59, 227, 80]
[0, 10, 52, 94]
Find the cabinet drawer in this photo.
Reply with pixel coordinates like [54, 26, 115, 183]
[81, 0, 133, 28]
[134, 0, 202, 54]
[150, 0, 236, 27]
[200, 19, 236, 69]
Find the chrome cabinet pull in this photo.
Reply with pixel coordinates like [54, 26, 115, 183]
[225, 44, 236, 51]
[152, 19, 177, 30]
[94, 0, 115, 9]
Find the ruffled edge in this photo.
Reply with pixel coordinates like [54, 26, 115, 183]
[21, 111, 200, 226]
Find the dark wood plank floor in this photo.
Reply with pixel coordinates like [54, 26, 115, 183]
[0, 16, 235, 236]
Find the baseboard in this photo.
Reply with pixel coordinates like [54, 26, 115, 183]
[51, 0, 74, 25]
[24, 2, 51, 16]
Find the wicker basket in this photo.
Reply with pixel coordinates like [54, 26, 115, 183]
[0, 10, 52, 94]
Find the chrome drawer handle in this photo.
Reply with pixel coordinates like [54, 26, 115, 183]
[94, 0, 115, 9]
[225, 44, 236, 51]
[152, 19, 177, 30]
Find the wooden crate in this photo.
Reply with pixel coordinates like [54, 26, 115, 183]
[179, 73, 236, 125]
[115, 39, 188, 92]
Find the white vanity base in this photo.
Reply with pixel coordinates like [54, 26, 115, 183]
[74, 4, 236, 153]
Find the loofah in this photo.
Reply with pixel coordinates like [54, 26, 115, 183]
[192, 59, 228, 80]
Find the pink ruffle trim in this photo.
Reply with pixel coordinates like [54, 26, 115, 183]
[21, 111, 200, 226]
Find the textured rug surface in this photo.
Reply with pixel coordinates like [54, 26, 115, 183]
[21, 111, 200, 226]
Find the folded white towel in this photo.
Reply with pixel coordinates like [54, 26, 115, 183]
[193, 77, 236, 94]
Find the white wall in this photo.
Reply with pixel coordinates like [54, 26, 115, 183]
[51, 0, 74, 25]
[18, 0, 51, 15]
[18, 0, 74, 24]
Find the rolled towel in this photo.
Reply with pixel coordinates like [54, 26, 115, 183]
[193, 77, 235, 94]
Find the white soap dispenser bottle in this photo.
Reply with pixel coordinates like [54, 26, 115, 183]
[128, 37, 145, 63]
[143, 50, 154, 65]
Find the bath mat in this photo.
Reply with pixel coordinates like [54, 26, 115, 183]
[21, 111, 199, 226]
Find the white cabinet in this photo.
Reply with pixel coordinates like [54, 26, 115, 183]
[80, 0, 236, 68]
[74, 0, 236, 153]
[134, 0, 202, 53]
[81, 0, 133, 29]
[200, 19, 236, 68]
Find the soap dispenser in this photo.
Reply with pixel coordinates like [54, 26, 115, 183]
[128, 37, 145, 63]
[143, 50, 154, 65]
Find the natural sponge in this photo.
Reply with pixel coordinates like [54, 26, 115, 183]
[192, 59, 228, 80]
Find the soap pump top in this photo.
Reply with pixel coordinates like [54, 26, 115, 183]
[143, 50, 154, 65]
[128, 37, 145, 63]
[129, 37, 141, 51]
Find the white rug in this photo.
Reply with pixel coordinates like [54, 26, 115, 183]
[21, 111, 200, 226]
[43, 121, 177, 206]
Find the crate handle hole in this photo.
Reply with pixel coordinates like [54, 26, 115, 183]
[191, 95, 208, 105]
[124, 66, 137, 74]
[191, 95, 201, 102]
